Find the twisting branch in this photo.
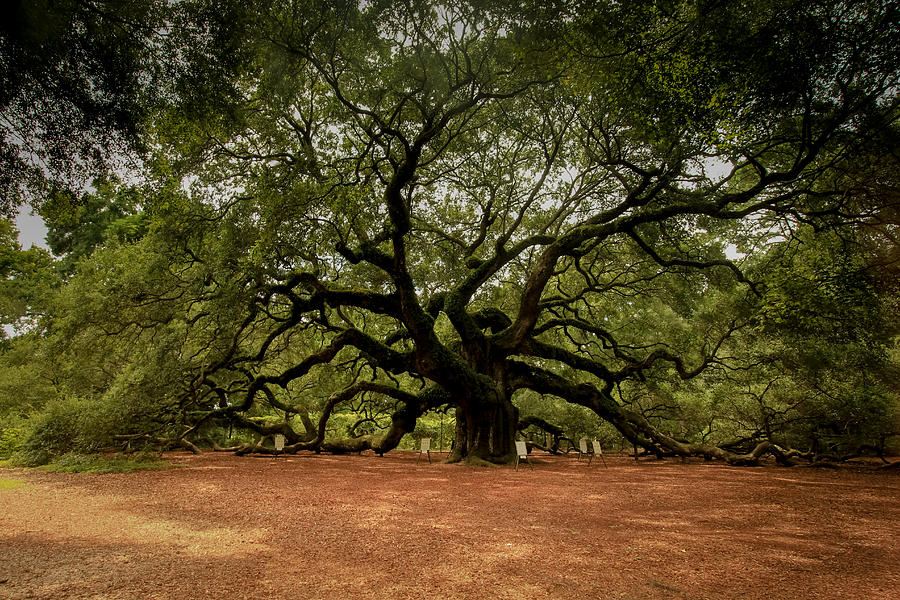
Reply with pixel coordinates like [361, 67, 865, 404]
[626, 229, 761, 295]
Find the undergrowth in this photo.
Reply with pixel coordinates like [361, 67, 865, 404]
[38, 452, 174, 474]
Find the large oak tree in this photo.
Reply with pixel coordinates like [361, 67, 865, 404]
[11, 0, 898, 465]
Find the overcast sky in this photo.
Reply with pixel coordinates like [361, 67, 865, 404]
[14, 209, 49, 249]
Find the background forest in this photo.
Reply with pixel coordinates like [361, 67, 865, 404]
[1, 0, 898, 467]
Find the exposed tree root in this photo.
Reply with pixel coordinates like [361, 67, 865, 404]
[210, 442, 245, 452]
[458, 455, 499, 468]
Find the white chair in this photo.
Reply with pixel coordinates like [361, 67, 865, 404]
[590, 439, 608, 468]
[272, 434, 285, 459]
[515, 440, 533, 471]
[578, 438, 589, 461]
[416, 437, 432, 464]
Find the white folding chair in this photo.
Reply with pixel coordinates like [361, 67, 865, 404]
[578, 438, 589, 461]
[515, 440, 533, 471]
[273, 434, 285, 460]
[416, 437, 432, 464]
[590, 439, 608, 468]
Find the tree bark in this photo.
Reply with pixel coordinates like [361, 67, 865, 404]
[448, 395, 518, 464]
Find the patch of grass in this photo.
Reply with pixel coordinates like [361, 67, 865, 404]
[41, 453, 173, 474]
[0, 478, 26, 490]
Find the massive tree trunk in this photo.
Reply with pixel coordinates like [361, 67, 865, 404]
[438, 346, 520, 465]
[448, 399, 518, 464]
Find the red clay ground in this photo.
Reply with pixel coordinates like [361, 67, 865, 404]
[1, 451, 898, 600]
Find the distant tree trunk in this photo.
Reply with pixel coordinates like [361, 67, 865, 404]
[296, 405, 318, 441]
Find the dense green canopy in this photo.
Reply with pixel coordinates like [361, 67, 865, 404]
[1, 0, 898, 466]
[0, 0, 247, 212]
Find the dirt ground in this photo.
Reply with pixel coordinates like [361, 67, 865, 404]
[1, 451, 898, 600]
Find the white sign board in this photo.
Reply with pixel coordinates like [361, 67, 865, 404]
[515, 440, 528, 458]
[274, 434, 285, 452]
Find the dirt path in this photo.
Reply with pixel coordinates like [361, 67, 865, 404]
[2, 452, 898, 599]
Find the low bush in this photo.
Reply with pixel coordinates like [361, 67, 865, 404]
[43, 452, 172, 473]
[9, 396, 119, 467]
[0, 417, 27, 460]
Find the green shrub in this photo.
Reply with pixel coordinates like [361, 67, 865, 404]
[9, 396, 117, 467]
[44, 452, 171, 473]
[0, 418, 26, 459]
